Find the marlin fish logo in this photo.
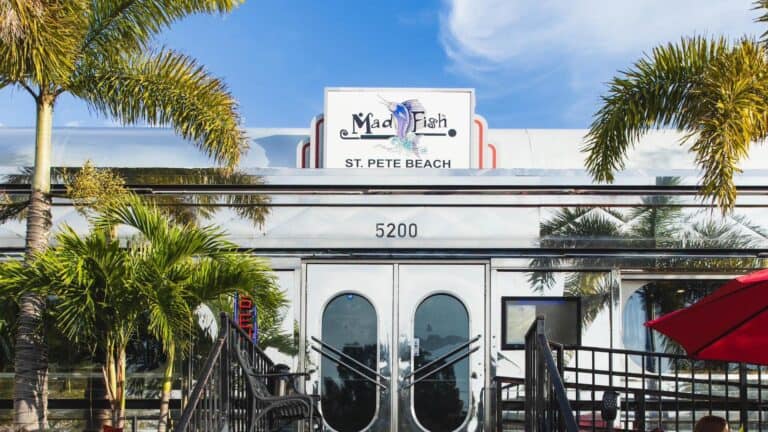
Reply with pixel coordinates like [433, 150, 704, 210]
[379, 96, 425, 156]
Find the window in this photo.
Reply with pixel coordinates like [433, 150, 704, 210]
[501, 296, 581, 349]
[321, 294, 378, 432]
[623, 279, 724, 372]
[413, 294, 470, 431]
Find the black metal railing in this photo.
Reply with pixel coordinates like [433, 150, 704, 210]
[563, 344, 768, 431]
[493, 376, 525, 430]
[524, 316, 578, 432]
[497, 317, 768, 431]
[175, 313, 275, 432]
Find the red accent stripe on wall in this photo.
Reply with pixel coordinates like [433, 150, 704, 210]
[301, 142, 310, 168]
[315, 118, 324, 168]
[488, 143, 497, 168]
[474, 118, 484, 168]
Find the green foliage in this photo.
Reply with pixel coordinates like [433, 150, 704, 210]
[93, 193, 285, 355]
[0, 192, 286, 418]
[0, 0, 87, 85]
[72, 49, 247, 168]
[81, 0, 240, 62]
[0, 0, 247, 168]
[584, 4, 768, 212]
[65, 160, 130, 215]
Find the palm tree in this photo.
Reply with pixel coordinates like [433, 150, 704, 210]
[583, 2, 768, 212]
[94, 194, 283, 432]
[40, 227, 138, 428]
[1, 1, 249, 427]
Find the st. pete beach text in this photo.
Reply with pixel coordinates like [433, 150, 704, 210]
[345, 158, 452, 168]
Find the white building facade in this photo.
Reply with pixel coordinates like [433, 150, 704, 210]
[2, 88, 768, 431]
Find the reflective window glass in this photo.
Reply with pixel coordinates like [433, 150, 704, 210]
[623, 280, 723, 372]
[321, 294, 377, 431]
[413, 294, 470, 431]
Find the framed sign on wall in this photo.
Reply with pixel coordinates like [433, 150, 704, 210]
[324, 88, 475, 169]
[501, 296, 582, 349]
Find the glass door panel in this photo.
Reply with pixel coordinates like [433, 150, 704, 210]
[413, 294, 470, 431]
[321, 294, 378, 431]
[306, 264, 393, 432]
[397, 265, 485, 432]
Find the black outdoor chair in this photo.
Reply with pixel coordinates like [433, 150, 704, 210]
[233, 347, 322, 432]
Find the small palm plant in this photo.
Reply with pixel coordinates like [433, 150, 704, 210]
[0, 194, 284, 430]
[94, 194, 283, 432]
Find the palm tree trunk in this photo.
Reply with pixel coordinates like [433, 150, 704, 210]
[14, 94, 53, 431]
[105, 347, 118, 426]
[102, 340, 129, 429]
[158, 350, 174, 432]
[116, 348, 126, 429]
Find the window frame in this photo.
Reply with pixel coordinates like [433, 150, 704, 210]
[500, 296, 582, 350]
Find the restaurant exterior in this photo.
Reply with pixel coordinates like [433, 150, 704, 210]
[2, 88, 768, 431]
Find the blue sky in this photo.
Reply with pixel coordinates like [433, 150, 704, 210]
[0, 0, 762, 129]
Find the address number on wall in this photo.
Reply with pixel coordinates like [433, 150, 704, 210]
[375, 223, 418, 238]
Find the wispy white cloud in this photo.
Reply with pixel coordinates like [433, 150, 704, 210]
[64, 121, 81, 128]
[441, 0, 760, 74]
[440, 0, 763, 123]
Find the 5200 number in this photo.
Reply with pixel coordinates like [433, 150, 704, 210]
[375, 223, 418, 238]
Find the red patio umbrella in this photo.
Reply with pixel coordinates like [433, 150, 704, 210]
[645, 268, 768, 365]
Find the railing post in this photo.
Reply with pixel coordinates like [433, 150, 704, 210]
[495, 378, 501, 432]
[740, 363, 749, 432]
[556, 345, 566, 431]
[536, 317, 545, 431]
[220, 312, 230, 429]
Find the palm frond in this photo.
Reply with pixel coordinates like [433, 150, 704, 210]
[93, 193, 167, 241]
[755, 0, 768, 41]
[40, 226, 132, 347]
[72, 49, 247, 169]
[141, 280, 192, 354]
[584, 36, 729, 183]
[564, 273, 615, 327]
[0, 0, 86, 86]
[82, 0, 240, 60]
[688, 39, 768, 211]
[0, 259, 34, 300]
[0, 194, 29, 223]
[584, 36, 768, 212]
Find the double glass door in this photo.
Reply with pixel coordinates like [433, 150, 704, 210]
[305, 264, 485, 432]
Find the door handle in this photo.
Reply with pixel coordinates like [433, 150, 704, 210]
[400, 345, 480, 391]
[310, 336, 389, 381]
[311, 345, 387, 390]
[403, 334, 481, 381]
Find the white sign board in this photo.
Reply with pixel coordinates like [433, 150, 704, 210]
[324, 88, 474, 169]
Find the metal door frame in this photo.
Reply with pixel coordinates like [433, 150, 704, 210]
[396, 263, 486, 432]
[301, 260, 491, 432]
[304, 264, 394, 432]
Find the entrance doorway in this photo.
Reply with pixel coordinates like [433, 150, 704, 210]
[305, 264, 486, 432]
